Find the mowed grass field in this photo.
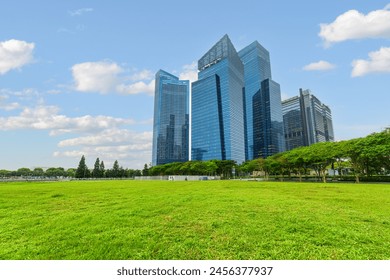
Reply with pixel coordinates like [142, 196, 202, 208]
[0, 180, 389, 260]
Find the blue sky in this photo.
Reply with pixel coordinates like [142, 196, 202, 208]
[1, 0, 389, 170]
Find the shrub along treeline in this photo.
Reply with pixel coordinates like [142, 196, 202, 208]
[150, 130, 390, 183]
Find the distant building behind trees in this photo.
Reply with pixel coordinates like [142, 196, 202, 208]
[282, 89, 334, 151]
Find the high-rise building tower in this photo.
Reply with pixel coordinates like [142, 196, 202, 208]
[253, 79, 285, 158]
[191, 35, 245, 163]
[281, 95, 305, 150]
[282, 89, 334, 151]
[152, 70, 189, 166]
[238, 41, 284, 159]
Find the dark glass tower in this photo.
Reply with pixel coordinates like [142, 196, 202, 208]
[191, 35, 245, 163]
[152, 70, 189, 166]
[239, 41, 285, 159]
[253, 79, 285, 158]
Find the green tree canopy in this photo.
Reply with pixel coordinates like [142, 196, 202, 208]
[75, 155, 89, 178]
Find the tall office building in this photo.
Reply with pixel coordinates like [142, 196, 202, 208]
[152, 70, 189, 166]
[282, 89, 334, 151]
[282, 95, 305, 150]
[253, 79, 285, 158]
[191, 34, 245, 163]
[238, 41, 284, 159]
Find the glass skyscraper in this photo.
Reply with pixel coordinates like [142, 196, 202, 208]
[153, 35, 288, 166]
[238, 41, 284, 159]
[152, 70, 189, 166]
[252, 79, 285, 158]
[282, 89, 335, 151]
[191, 35, 245, 163]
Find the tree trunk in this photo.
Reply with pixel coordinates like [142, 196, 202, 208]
[355, 174, 360, 183]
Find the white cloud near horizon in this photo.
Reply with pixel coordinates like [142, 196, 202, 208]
[351, 47, 390, 77]
[0, 102, 152, 168]
[303, 60, 336, 71]
[0, 39, 35, 75]
[53, 128, 152, 169]
[53, 144, 152, 169]
[57, 128, 151, 147]
[319, 5, 390, 46]
[0, 104, 136, 135]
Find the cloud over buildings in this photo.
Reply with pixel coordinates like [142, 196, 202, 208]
[179, 62, 198, 83]
[71, 60, 198, 96]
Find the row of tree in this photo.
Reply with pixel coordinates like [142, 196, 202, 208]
[2, 130, 388, 182]
[0, 157, 144, 179]
[0, 167, 75, 178]
[148, 130, 390, 183]
[74, 156, 143, 178]
[241, 129, 390, 183]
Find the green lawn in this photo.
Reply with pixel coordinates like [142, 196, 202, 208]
[0, 180, 389, 260]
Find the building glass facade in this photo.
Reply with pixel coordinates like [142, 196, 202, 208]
[282, 89, 335, 151]
[253, 79, 285, 158]
[191, 35, 245, 163]
[152, 70, 189, 166]
[282, 96, 306, 150]
[239, 41, 284, 160]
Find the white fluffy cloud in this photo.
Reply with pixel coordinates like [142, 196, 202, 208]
[303, 60, 336, 71]
[71, 60, 201, 95]
[0, 39, 35, 75]
[72, 61, 123, 93]
[116, 80, 155, 96]
[319, 6, 390, 46]
[71, 61, 155, 95]
[351, 47, 390, 77]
